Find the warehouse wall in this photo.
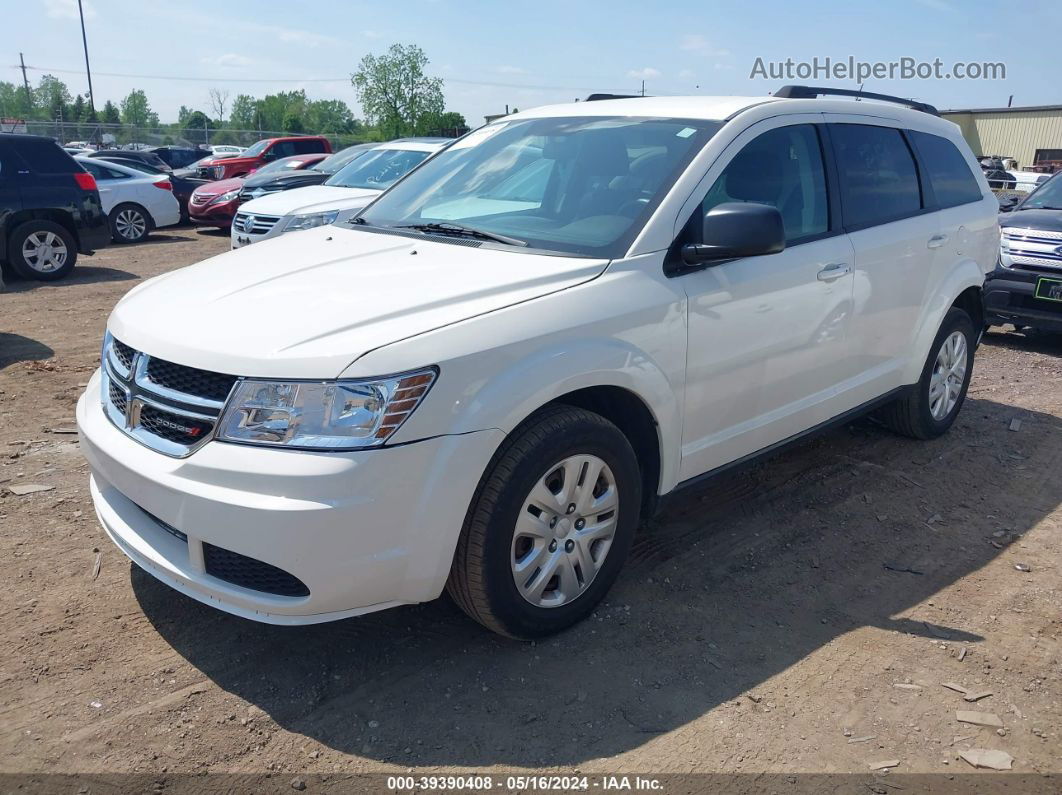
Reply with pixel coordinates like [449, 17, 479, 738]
[943, 110, 1062, 169]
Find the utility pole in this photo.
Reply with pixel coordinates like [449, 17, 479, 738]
[641, 80, 645, 97]
[77, 0, 96, 112]
[19, 53, 32, 113]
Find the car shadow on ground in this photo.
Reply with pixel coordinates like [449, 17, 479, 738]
[133, 397, 1060, 766]
[1, 266, 136, 292]
[982, 326, 1062, 357]
[0, 333, 54, 370]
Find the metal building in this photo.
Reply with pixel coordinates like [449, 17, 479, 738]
[942, 104, 1062, 171]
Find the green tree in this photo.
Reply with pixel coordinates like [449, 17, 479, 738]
[182, 110, 215, 143]
[120, 89, 159, 128]
[351, 43, 445, 138]
[100, 99, 121, 125]
[305, 99, 356, 134]
[282, 112, 305, 133]
[436, 111, 467, 131]
[228, 94, 258, 129]
[70, 94, 87, 122]
[35, 75, 72, 121]
[0, 81, 22, 117]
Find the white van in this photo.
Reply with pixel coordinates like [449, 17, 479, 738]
[78, 87, 998, 637]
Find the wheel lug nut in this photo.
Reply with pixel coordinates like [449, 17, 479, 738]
[549, 516, 558, 529]
[565, 540, 575, 552]
[566, 503, 576, 514]
[549, 540, 557, 552]
[575, 518, 585, 530]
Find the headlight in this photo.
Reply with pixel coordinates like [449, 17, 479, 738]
[285, 210, 340, 232]
[210, 190, 240, 204]
[216, 368, 437, 450]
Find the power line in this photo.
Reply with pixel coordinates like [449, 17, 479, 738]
[12, 63, 642, 95]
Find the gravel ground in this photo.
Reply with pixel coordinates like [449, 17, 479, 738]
[0, 227, 1059, 785]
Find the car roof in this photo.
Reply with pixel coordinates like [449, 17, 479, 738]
[368, 140, 446, 153]
[75, 155, 152, 178]
[510, 95, 781, 121]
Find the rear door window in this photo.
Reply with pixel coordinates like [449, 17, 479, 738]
[17, 139, 78, 174]
[829, 124, 923, 228]
[908, 131, 983, 208]
[292, 139, 326, 154]
[270, 141, 297, 158]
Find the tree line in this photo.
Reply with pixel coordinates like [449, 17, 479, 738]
[0, 45, 469, 145]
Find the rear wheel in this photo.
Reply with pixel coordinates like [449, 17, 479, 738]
[6, 220, 77, 281]
[110, 203, 151, 243]
[447, 406, 641, 638]
[877, 307, 975, 439]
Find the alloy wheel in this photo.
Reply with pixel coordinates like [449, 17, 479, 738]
[511, 454, 619, 608]
[929, 330, 967, 420]
[21, 230, 69, 273]
[115, 209, 147, 241]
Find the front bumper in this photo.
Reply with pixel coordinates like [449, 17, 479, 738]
[77, 370, 504, 624]
[188, 201, 239, 228]
[984, 266, 1062, 332]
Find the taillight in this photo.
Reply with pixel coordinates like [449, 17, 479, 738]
[73, 171, 97, 191]
[153, 179, 173, 191]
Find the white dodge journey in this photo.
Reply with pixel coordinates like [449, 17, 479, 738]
[78, 87, 997, 637]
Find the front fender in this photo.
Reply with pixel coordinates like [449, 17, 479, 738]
[901, 257, 986, 384]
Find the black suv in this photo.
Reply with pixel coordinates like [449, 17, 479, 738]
[0, 134, 111, 281]
[988, 171, 1062, 332]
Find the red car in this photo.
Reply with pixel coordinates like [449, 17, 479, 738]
[194, 136, 331, 181]
[188, 153, 327, 229]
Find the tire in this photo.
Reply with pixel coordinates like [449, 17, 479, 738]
[447, 406, 642, 639]
[877, 307, 976, 439]
[6, 220, 78, 281]
[110, 203, 151, 243]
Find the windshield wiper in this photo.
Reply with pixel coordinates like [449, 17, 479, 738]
[396, 222, 527, 247]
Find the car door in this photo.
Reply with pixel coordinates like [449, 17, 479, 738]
[676, 117, 858, 481]
[825, 119, 941, 406]
[0, 139, 22, 237]
[80, 161, 126, 214]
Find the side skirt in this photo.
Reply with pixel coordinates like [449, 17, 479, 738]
[656, 385, 913, 513]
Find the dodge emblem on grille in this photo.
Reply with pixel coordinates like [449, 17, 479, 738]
[242, 214, 256, 234]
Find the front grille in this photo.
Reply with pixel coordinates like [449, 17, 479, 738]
[146, 357, 238, 403]
[138, 403, 214, 445]
[1002, 227, 1062, 272]
[190, 193, 212, 206]
[103, 336, 240, 457]
[203, 543, 310, 597]
[233, 212, 282, 235]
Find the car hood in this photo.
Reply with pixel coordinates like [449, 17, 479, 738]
[238, 185, 381, 217]
[1001, 208, 1062, 231]
[201, 155, 255, 169]
[191, 177, 245, 198]
[243, 171, 327, 191]
[108, 225, 607, 378]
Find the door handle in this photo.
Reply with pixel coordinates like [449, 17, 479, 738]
[927, 234, 948, 249]
[817, 263, 851, 282]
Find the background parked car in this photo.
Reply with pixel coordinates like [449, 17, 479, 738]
[173, 151, 241, 179]
[148, 146, 206, 170]
[76, 157, 181, 243]
[89, 149, 171, 173]
[232, 141, 443, 247]
[94, 156, 205, 223]
[238, 143, 378, 201]
[189, 153, 327, 229]
[0, 134, 109, 281]
[194, 136, 331, 180]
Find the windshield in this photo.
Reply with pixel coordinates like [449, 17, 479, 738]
[326, 147, 432, 190]
[1018, 172, 1062, 209]
[313, 145, 372, 175]
[358, 116, 720, 257]
[241, 139, 271, 158]
[253, 156, 310, 177]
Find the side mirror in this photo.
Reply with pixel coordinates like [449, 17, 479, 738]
[997, 195, 1019, 212]
[682, 202, 786, 266]
[261, 150, 277, 162]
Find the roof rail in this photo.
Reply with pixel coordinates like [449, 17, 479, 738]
[585, 93, 645, 102]
[773, 85, 940, 116]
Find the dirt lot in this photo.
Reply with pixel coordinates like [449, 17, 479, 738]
[0, 227, 1060, 785]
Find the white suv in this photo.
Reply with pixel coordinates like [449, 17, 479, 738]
[230, 140, 444, 248]
[77, 88, 997, 638]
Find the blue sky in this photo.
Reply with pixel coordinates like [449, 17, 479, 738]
[8, 0, 1060, 125]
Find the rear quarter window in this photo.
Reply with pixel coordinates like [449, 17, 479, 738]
[17, 139, 78, 174]
[909, 131, 984, 208]
[292, 139, 327, 155]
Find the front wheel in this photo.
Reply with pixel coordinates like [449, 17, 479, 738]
[6, 220, 77, 281]
[877, 307, 976, 439]
[447, 406, 642, 638]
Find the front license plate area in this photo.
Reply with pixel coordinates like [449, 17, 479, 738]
[1034, 277, 1062, 302]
